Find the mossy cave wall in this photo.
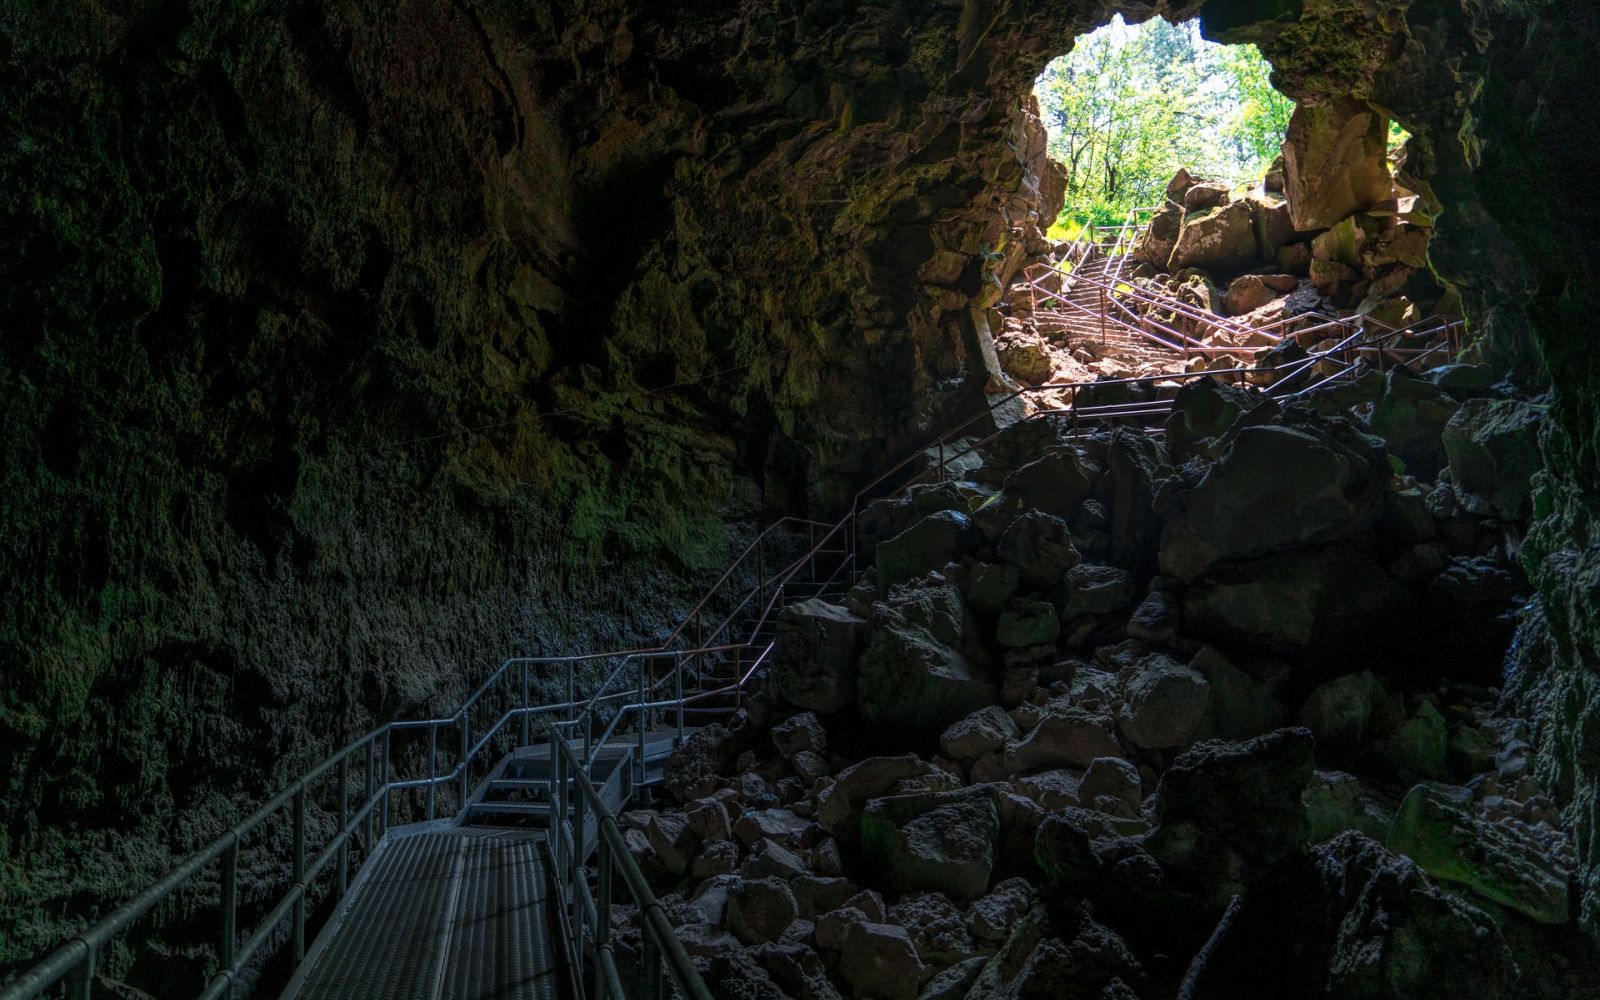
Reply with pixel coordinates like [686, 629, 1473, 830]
[2, 0, 1598, 971]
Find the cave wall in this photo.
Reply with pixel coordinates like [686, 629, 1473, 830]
[3, 0, 1599, 973]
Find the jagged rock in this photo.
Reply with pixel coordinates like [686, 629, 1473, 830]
[1078, 756, 1141, 813]
[742, 837, 810, 880]
[997, 334, 1052, 386]
[1012, 769, 1080, 811]
[1134, 199, 1183, 267]
[969, 877, 1033, 943]
[1163, 378, 1260, 458]
[1388, 782, 1573, 923]
[918, 956, 987, 1000]
[733, 808, 817, 849]
[1005, 448, 1094, 520]
[1248, 190, 1296, 260]
[1004, 709, 1123, 774]
[791, 875, 857, 920]
[1296, 670, 1392, 758]
[1303, 770, 1392, 844]
[646, 811, 699, 876]
[997, 510, 1081, 588]
[940, 705, 1020, 764]
[693, 840, 742, 878]
[1182, 544, 1408, 653]
[818, 756, 962, 841]
[773, 599, 869, 715]
[1192, 833, 1516, 999]
[1116, 654, 1210, 750]
[1280, 98, 1393, 230]
[859, 597, 995, 736]
[962, 561, 1020, 619]
[1184, 178, 1231, 212]
[1367, 369, 1460, 479]
[704, 947, 790, 999]
[1099, 429, 1166, 576]
[839, 921, 925, 1000]
[749, 942, 843, 1000]
[877, 511, 981, 593]
[1190, 645, 1290, 741]
[1224, 274, 1277, 316]
[1058, 563, 1137, 622]
[996, 597, 1059, 648]
[889, 891, 979, 968]
[1373, 700, 1449, 784]
[1124, 588, 1180, 642]
[1168, 199, 1257, 277]
[1441, 399, 1544, 520]
[772, 711, 827, 759]
[678, 922, 743, 961]
[791, 750, 831, 784]
[861, 787, 999, 903]
[965, 902, 1145, 999]
[1160, 424, 1383, 581]
[664, 723, 744, 802]
[687, 796, 734, 842]
[1146, 728, 1315, 904]
[728, 878, 800, 945]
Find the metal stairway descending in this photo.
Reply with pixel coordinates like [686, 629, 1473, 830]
[2, 312, 1466, 1000]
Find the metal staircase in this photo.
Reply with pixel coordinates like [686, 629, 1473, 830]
[2, 305, 1467, 1000]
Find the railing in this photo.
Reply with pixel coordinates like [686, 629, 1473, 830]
[3, 305, 1467, 1000]
[547, 735, 713, 1000]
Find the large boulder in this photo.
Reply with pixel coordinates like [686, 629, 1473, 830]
[997, 510, 1081, 588]
[1004, 448, 1094, 519]
[839, 921, 925, 1000]
[1099, 428, 1167, 577]
[817, 755, 962, 841]
[876, 510, 981, 593]
[1160, 424, 1384, 581]
[1168, 199, 1257, 277]
[772, 599, 869, 714]
[727, 878, 800, 945]
[940, 705, 1019, 763]
[1441, 399, 1544, 520]
[1182, 544, 1409, 653]
[1145, 728, 1315, 904]
[1367, 369, 1460, 479]
[858, 590, 995, 736]
[1387, 782, 1574, 924]
[860, 787, 999, 903]
[1163, 378, 1260, 459]
[1058, 563, 1138, 621]
[1189, 645, 1290, 741]
[1003, 708, 1123, 774]
[1133, 199, 1183, 267]
[1280, 97, 1393, 231]
[1116, 655, 1211, 751]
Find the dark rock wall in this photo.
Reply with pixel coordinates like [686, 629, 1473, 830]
[3, 0, 1598, 970]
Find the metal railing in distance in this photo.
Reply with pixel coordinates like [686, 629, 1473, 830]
[548, 735, 713, 1000]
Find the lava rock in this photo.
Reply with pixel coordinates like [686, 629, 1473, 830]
[772, 599, 869, 715]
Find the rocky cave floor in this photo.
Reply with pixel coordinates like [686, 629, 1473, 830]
[599, 361, 1596, 999]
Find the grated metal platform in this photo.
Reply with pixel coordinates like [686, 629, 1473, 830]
[286, 828, 562, 1000]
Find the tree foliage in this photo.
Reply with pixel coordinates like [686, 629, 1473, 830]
[1035, 17, 1295, 233]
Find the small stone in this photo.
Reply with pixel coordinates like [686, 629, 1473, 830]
[692, 840, 741, 878]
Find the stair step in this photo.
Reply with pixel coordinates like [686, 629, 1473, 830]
[467, 802, 552, 815]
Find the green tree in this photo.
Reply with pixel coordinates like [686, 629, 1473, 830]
[1035, 17, 1296, 233]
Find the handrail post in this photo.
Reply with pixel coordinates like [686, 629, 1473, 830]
[73, 941, 94, 1000]
[937, 438, 945, 481]
[337, 754, 350, 891]
[380, 728, 390, 837]
[221, 838, 238, 994]
[565, 659, 575, 726]
[675, 652, 685, 747]
[426, 727, 437, 823]
[459, 708, 471, 815]
[292, 784, 306, 963]
[642, 933, 663, 1000]
[638, 660, 648, 786]
[521, 662, 530, 747]
[364, 739, 375, 857]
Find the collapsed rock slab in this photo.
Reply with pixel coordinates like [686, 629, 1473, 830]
[861, 787, 999, 903]
[773, 599, 868, 715]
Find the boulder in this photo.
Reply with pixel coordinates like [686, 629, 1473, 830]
[877, 511, 981, 593]
[749, 942, 844, 1000]
[1182, 544, 1409, 652]
[742, 838, 810, 881]
[1116, 655, 1210, 750]
[997, 510, 1081, 588]
[1224, 274, 1277, 316]
[858, 619, 995, 737]
[1280, 97, 1393, 231]
[1168, 199, 1258, 277]
[1302, 770, 1391, 844]
[940, 705, 1020, 764]
[1078, 756, 1141, 812]
[790, 750, 831, 784]
[816, 905, 874, 953]
[1003, 708, 1123, 774]
[1190, 645, 1290, 741]
[1012, 769, 1081, 811]
[693, 840, 741, 878]
[860, 788, 999, 903]
[733, 808, 817, 850]
[1145, 728, 1315, 904]
[1247, 190, 1295, 260]
[645, 811, 699, 876]
[968, 877, 1034, 943]
[997, 333, 1053, 386]
[1441, 398, 1544, 520]
[1295, 670, 1390, 758]
[1160, 424, 1383, 581]
[772, 711, 827, 759]
[1184, 178, 1231, 212]
[917, 956, 987, 1000]
[1388, 782, 1573, 924]
[1163, 378, 1259, 458]
[996, 597, 1059, 648]
[728, 877, 800, 945]
[1004, 448, 1094, 519]
[1367, 369, 1460, 479]
[1133, 199, 1183, 267]
[817, 756, 962, 840]
[961, 560, 1019, 619]
[773, 599, 868, 714]
[839, 922, 925, 1000]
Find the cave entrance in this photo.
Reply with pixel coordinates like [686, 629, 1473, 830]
[993, 15, 1452, 392]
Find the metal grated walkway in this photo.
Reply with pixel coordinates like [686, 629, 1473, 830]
[286, 828, 562, 1000]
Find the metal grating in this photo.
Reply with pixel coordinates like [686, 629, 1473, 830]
[290, 829, 560, 1000]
